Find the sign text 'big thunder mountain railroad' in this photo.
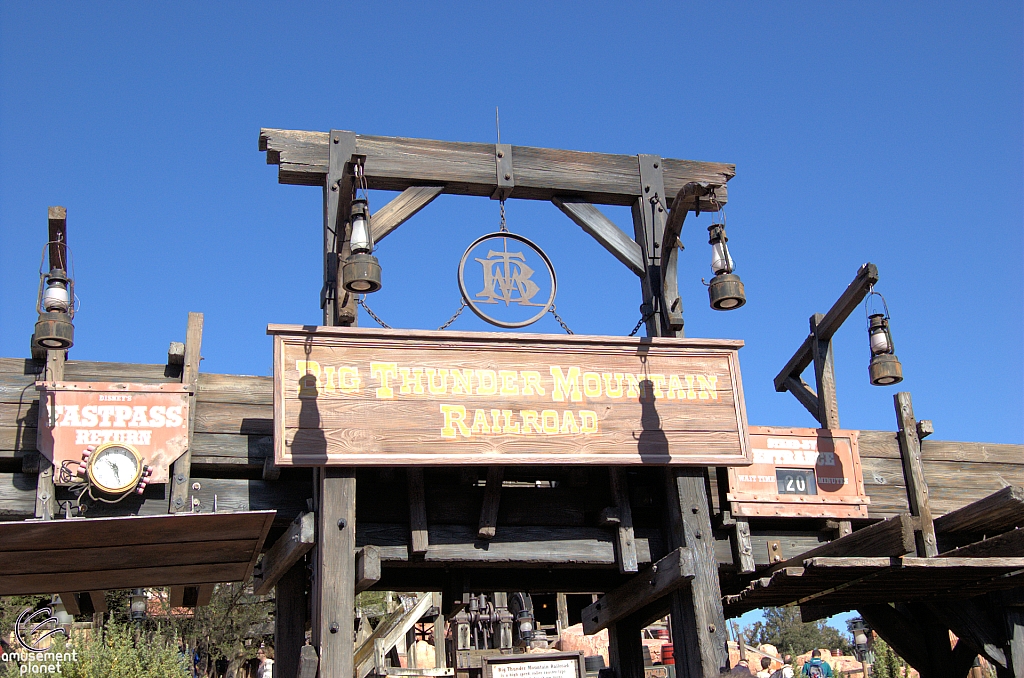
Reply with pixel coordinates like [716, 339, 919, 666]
[270, 325, 751, 466]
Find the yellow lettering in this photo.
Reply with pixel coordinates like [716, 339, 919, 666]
[602, 373, 624, 398]
[370, 362, 398, 399]
[476, 370, 498, 396]
[490, 409, 504, 433]
[471, 409, 491, 434]
[440, 404, 470, 438]
[337, 367, 361, 393]
[649, 374, 667, 398]
[560, 410, 580, 434]
[696, 375, 718, 400]
[521, 371, 545, 396]
[580, 410, 598, 433]
[323, 366, 337, 395]
[521, 410, 542, 434]
[426, 368, 448, 395]
[498, 370, 520, 396]
[684, 374, 697, 400]
[399, 367, 425, 395]
[451, 368, 474, 395]
[296, 360, 321, 398]
[541, 410, 560, 434]
[582, 372, 602, 398]
[549, 366, 582, 402]
[623, 373, 641, 398]
[501, 410, 521, 434]
[667, 375, 685, 400]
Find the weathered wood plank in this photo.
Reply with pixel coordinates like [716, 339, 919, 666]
[259, 129, 733, 207]
[355, 545, 381, 594]
[316, 468, 357, 678]
[895, 392, 938, 556]
[371, 186, 444, 243]
[276, 560, 308, 678]
[170, 312, 203, 513]
[582, 547, 694, 634]
[0, 539, 256, 574]
[939, 528, 1023, 558]
[551, 198, 645, 276]
[476, 466, 504, 541]
[774, 514, 915, 571]
[934, 486, 1024, 536]
[407, 468, 428, 555]
[59, 592, 81, 616]
[254, 511, 316, 596]
[609, 467, 638, 574]
[0, 562, 256, 596]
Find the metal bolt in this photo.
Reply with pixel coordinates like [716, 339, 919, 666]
[504, 173, 511, 180]
[174, 498, 184, 507]
[497, 151, 504, 158]
[331, 184, 338, 191]
[333, 136, 339, 143]
[708, 624, 716, 633]
[176, 473, 185, 483]
[330, 622, 339, 634]
[337, 518, 347, 530]
[695, 531, 702, 539]
[644, 185, 650, 193]
[653, 162, 659, 168]
[192, 482, 201, 491]
[691, 506, 699, 514]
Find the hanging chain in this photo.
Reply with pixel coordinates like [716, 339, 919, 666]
[357, 296, 392, 329]
[498, 199, 508, 233]
[628, 304, 658, 337]
[437, 300, 468, 331]
[548, 305, 573, 334]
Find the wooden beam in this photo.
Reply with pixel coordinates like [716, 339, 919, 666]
[298, 644, 319, 678]
[315, 468, 357, 678]
[254, 511, 316, 596]
[609, 467, 638, 574]
[552, 198, 645, 276]
[609, 618, 645, 678]
[814, 263, 879, 342]
[371, 186, 444, 243]
[774, 335, 815, 393]
[582, 547, 694, 634]
[810, 313, 840, 429]
[927, 601, 1008, 670]
[59, 592, 80, 616]
[276, 560, 307, 678]
[783, 376, 820, 420]
[259, 129, 734, 208]
[895, 392, 939, 556]
[858, 603, 934, 676]
[770, 513, 915, 573]
[355, 545, 381, 594]
[731, 517, 756, 574]
[1006, 608, 1023, 678]
[407, 468, 428, 555]
[195, 583, 214, 607]
[354, 593, 434, 678]
[934, 485, 1024, 536]
[660, 181, 720, 333]
[169, 585, 185, 608]
[476, 466, 504, 541]
[327, 129, 357, 326]
[87, 591, 107, 614]
[170, 312, 203, 513]
[940, 528, 1024, 558]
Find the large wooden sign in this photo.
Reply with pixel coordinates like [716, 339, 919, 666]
[35, 381, 191, 485]
[269, 325, 750, 466]
[726, 426, 868, 519]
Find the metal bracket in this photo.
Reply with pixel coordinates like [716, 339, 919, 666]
[767, 539, 783, 564]
[326, 130, 357, 324]
[492, 144, 513, 200]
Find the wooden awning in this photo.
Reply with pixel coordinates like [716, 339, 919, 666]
[723, 556, 1024, 617]
[0, 511, 274, 595]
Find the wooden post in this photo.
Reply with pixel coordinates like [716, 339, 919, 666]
[666, 469, 729, 677]
[1006, 608, 1023, 678]
[894, 392, 938, 557]
[314, 468, 357, 678]
[608, 617, 645, 678]
[610, 468, 639, 573]
[275, 559, 308, 678]
[326, 130, 357, 327]
[556, 593, 570, 633]
[809, 313, 852, 537]
[169, 312, 203, 513]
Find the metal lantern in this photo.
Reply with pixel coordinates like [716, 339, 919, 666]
[707, 224, 746, 310]
[130, 588, 147, 621]
[33, 264, 75, 351]
[516, 608, 535, 642]
[866, 293, 903, 386]
[342, 198, 382, 294]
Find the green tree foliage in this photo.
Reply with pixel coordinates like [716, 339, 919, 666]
[747, 607, 853, 658]
[869, 637, 907, 678]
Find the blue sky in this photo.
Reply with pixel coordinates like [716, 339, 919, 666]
[1, 1, 1021, 452]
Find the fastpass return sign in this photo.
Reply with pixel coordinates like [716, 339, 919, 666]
[268, 325, 751, 466]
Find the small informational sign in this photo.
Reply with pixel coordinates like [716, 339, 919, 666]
[726, 426, 869, 519]
[269, 325, 751, 466]
[483, 652, 585, 678]
[35, 381, 191, 485]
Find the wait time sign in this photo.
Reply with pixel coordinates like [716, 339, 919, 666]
[268, 325, 751, 466]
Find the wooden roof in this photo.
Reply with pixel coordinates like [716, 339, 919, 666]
[0, 511, 274, 595]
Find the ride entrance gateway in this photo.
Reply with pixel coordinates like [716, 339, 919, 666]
[0, 128, 1019, 678]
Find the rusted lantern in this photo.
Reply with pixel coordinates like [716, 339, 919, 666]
[865, 288, 903, 386]
[707, 224, 746, 310]
[33, 266, 75, 350]
[342, 197, 382, 294]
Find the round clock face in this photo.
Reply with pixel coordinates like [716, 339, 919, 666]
[88, 443, 142, 494]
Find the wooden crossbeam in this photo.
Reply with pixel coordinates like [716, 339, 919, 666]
[940, 527, 1024, 558]
[895, 392, 938, 556]
[582, 547, 694, 634]
[260, 129, 734, 208]
[355, 546, 381, 594]
[354, 593, 434, 678]
[783, 376, 819, 418]
[169, 312, 203, 513]
[195, 583, 214, 607]
[371, 186, 444, 243]
[408, 469, 428, 555]
[552, 198, 645, 276]
[169, 585, 185, 608]
[766, 513, 915, 574]
[59, 592, 80, 616]
[87, 591, 106, 614]
[609, 468, 638, 573]
[254, 511, 315, 596]
[926, 600, 1009, 670]
[934, 485, 1024, 536]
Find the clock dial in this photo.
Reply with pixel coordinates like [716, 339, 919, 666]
[88, 444, 142, 493]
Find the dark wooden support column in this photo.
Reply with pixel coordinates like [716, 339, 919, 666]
[327, 130, 357, 327]
[408, 468, 429, 555]
[666, 469, 729, 677]
[477, 466, 504, 540]
[633, 154, 669, 338]
[860, 603, 963, 678]
[1006, 607, 1023, 678]
[169, 312, 203, 513]
[277, 565, 308, 676]
[608, 616, 645, 678]
[610, 468, 638, 573]
[894, 392, 938, 556]
[314, 468, 357, 678]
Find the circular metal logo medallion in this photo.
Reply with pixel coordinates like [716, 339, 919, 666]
[458, 232, 557, 329]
